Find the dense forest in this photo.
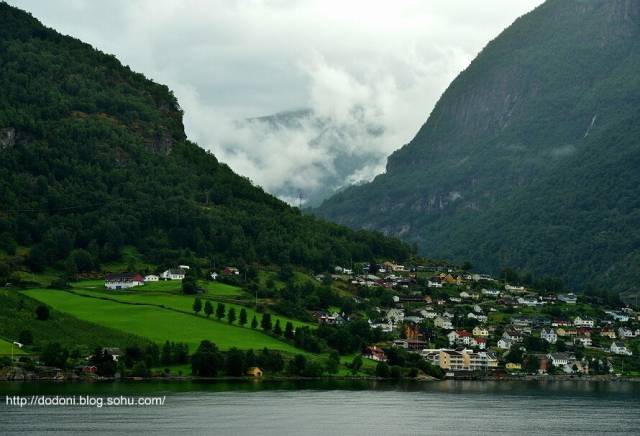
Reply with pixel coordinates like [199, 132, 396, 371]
[0, 2, 413, 279]
[316, 0, 640, 293]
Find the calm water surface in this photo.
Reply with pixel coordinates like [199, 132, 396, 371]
[1, 380, 639, 435]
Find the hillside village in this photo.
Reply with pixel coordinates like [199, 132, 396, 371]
[317, 262, 639, 378]
[97, 259, 639, 379]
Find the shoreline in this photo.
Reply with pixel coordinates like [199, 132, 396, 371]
[2, 374, 638, 384]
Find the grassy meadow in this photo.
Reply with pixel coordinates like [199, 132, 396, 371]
[23, 289, 305, 354]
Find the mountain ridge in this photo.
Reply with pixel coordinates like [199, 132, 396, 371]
[315, 0, 640, 292]
[0, 1, 413, 280]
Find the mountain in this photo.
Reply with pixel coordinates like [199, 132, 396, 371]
[0, 2, 413, 280]
[315, 0, 640, 292]
[221, 108, 387, 207]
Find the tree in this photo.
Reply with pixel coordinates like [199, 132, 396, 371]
[193, 297, 202, 315]
[261, 313, 272, 331]
[204, 300, 213, 318]
[225, 347, 246, 376]
[161, 341, 172, 365]
[18, 330, 33, 345]
[284, 321, 294, 339]
[273, 320, 282, 336]
[131, 361, 150, 377]
[376, 361, 390, 378]
[215, 302, 226, 320]
[182, 274, 198, 295]
[90, 347, 117, 376]
[64, 256, 78, 281]
[35, 305, 50, 321]
[525, 356, 540, 374]
[251, 316, 258, 329]
[191, 340, 223, 377]
[325, 351, 340, 374]
[227, 308, 236, 324]
[287, 354, 307, 376]
[239, 308, 247, 326]
[41, 342, 69, 369]
[349, 355, 363, 375]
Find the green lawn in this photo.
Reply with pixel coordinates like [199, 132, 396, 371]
[0, 338, 27, 356]
[69, 288, 312, 329]
[23, 289, 304, 354]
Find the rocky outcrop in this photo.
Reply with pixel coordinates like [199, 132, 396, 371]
[0, 127, 15, 150]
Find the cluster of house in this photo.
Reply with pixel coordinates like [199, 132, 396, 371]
[351, 264, 638, 375]
[104, 266, 189, 290]
[104, 264, 244, 290]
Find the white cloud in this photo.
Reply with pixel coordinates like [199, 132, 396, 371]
[8, 0, 544, 203]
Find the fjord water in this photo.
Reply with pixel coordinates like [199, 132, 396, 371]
[2, 381, 639, 435]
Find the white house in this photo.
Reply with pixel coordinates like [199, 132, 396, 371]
[144, 274, 159, 282]
[558, 293, 578, 304]
[434, 316, 453, 330]
[604, 311, 630, 322]
[161, 268, 186, 281]
[517, 297, 543, 307]
[105, 273, 144, 290]
[468, 312, 488, 323]
[505, 285, 525, 292]
[541, 328, 557, 344]
[574, 317, 595, 328]
[420, 309, 438, 319]
[498, 338, 514, 350]
[481, 288, 501, 297]
[368, 319, 393, 333]
[548, 353, 574, 367]
[386, 308, 405, 324]
[447, 331, 459, 345]
[618, 327, 637, 339]
[502, 328, 523, 343]
[610, 342, 632, 356]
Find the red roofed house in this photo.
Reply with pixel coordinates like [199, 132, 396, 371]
[104, 273, 144, 290]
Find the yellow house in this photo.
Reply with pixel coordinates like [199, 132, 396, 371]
[506, 362, 522, 370]
[246, 367, 263, 377]
[473, 326, 490, 337]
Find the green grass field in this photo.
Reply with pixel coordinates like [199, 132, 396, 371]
[0, 338, 28, 356]
[70, 288, 312, 329]
[23, 289, 304, 354]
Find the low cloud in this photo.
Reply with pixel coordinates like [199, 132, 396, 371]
[9, 0, 544, 203]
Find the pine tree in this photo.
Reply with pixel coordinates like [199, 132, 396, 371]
[215, 302, 225, 320]
[251, 316, 258, 329]
[261, 313, 272, 331]
[273, 319, 282, 336]
[204, 300, 213, 318]
[193, 297, 202, 315]
[239, 308, 248, 326]
[284, 321, 294, 339]
[227, 307, 236, 324]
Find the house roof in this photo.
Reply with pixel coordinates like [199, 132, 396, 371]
[105, 273, 143, 282]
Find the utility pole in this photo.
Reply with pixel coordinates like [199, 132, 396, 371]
[297, 191, 304, 209]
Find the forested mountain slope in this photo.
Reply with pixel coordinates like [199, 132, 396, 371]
[315, 0, 640, 292]
[0, 2, 412, 278]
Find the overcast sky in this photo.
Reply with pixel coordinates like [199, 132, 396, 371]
[9, 0, 544, 203]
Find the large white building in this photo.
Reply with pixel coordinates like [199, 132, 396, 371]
[105, 273, 144, 290]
